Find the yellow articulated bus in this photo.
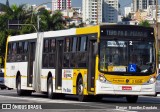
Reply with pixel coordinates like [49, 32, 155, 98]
[4, 25, 158, 103]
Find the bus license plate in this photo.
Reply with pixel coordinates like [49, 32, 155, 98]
[122, 86, 132, 90]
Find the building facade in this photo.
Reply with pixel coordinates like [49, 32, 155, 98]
[103, 0, 118, 23]
[52, 0, 71, 12]
[147, 5, 160, 22]
[82, 0, 118, 24]
[133, 0, 156, 12]
[124, 7, 132, 17]
[82, 0, 102, 24]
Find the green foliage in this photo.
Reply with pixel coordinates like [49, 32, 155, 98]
[122, 13, 132, 21]
[51, 11, 65, 30]
[0, 3, 67, 67]
[69, 23, 76, 28]
[139, 20, 151, 27]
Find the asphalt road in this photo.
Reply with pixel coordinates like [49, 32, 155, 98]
[0, 89, 160, 112]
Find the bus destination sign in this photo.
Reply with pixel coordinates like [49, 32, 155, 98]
[105, 29, 152, 37]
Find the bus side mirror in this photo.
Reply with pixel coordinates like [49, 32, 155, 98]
[94, 42, 98, 55]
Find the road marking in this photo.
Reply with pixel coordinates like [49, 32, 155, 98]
[0, 95, 129, 112]
[0, 95, 84, 103]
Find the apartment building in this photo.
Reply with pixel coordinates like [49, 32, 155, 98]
[133, 0, 156, 12]
[82, 0, 102, 24]
[103, 0, 118, 23]
[52, 0, 71, 12]
[82, 0, 118, 24]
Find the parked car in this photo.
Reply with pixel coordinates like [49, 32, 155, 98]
[0, 71, 6, 89]
[156, 74, 160, 96]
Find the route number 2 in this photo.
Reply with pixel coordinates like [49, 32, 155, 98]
[129, 41, 132, 45]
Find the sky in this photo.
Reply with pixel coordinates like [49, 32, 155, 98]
[0, 0, 159, 10]
[0, 0, 133, 8]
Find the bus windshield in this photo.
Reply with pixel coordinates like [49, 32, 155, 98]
[99, 40, 155, 75]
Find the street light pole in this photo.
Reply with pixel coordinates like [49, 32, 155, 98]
[156, 0, 158, 40]
[97, 0, 99, 25]
[37, 15, 40, 31]
[31, 1, 53, 24]
[30, 2, 54, 32]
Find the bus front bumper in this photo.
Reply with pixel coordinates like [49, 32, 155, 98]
[96, 80, 156, 96]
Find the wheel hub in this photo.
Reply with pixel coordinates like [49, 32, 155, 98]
[78, 84, 83, 95]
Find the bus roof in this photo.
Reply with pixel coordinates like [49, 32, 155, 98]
[8, 24, 153, 42]
[8, 28, 77, 42]
[8, 25, 100, 42]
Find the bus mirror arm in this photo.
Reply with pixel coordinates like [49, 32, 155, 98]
[94, 42, 98, 56]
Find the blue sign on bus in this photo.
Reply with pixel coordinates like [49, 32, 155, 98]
[128, 64, 137, 72]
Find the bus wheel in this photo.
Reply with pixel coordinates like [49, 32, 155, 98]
[94, 95, 103, 102]
[8, 88, 13, 90]
[24, 90, 32, 96]
[77, 77, 88, 102]
[47, 77, 53, 99]
[154, 93, 158, 97]
[126, 95, 138, 103]
[16, 76, 24, 96]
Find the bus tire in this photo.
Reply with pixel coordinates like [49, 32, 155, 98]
[8, 88, 13, 90]
[24, 90, 32, 96]
[154, 93, 158, 97]
[16, 76, 24, 96]
[1, 87, 6, 90]
[47, 77, 54, 99]
[77, 77, 88, 102]
[126, 95, 138, 103]
[94, 95, 103, 102]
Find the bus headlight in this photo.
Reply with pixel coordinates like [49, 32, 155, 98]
[98, 74, 111, 84]
[143, 77, 156, 85]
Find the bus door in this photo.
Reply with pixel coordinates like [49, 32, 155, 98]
[88, 36, 97, 92]
[55, 40, 64, 90]
[27, 41, 36, 87]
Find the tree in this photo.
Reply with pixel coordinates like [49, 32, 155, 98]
[139, 20, 150, 27]
[0, 3, 31, 65]
[0, 4, 67, 67]
[122, 13, 132, 21]
[50, 11, 65, 30]
[31, 9, 66, 31]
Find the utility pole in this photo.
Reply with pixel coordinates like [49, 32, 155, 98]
[97, 0, 98, 25]
[37, 15, 40, 31]
[156, 0, 158, 40]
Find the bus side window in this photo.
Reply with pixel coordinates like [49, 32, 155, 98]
[49, 39, 56, 53]
[70, 37, 77, 67]
[12, 43, 17, 62]
[8, 43, 12, 55]
[17, 42, 23, 61]
[77, 36, 88, 67]
[63, 37, 71, 68]
[7, 43, 12, 62]
[72, 37, 77, 52]
[17, 42, 23, 54]
[24, 41, 28, 53]
[48, 39, 56, 68]
[42, 39, 49, 68]
[78, 36, 87, 52]
[44, 39, 49, 53]
[23, 41, 28, 61]
[65, 38, 70, 52]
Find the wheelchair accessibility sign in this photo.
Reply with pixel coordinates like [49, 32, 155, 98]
[128, 64, 137, 72]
